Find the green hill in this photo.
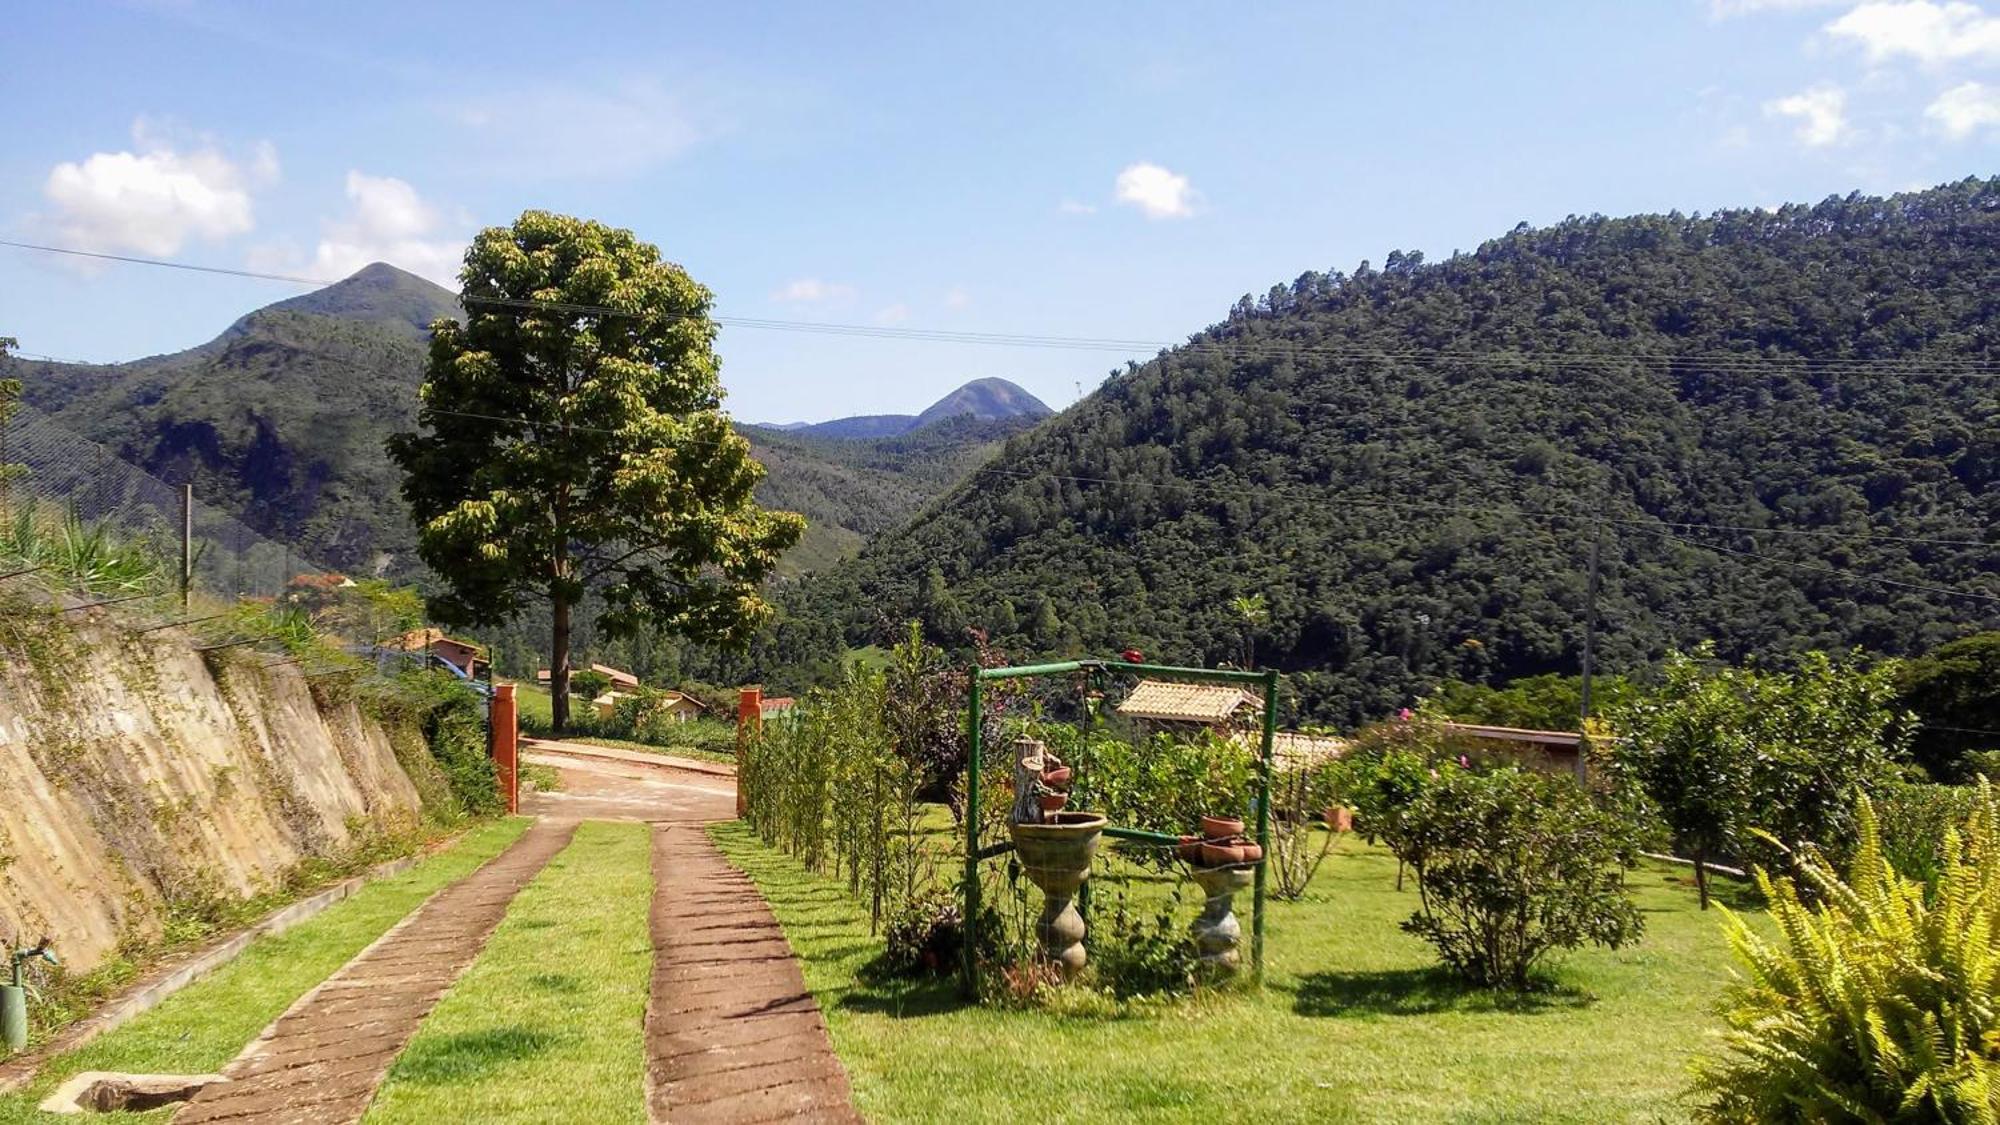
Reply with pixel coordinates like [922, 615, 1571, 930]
[2, 267, 1038, 577]
[768, 179, 2000, 723]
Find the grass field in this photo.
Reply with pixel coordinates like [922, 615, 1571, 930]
[366, 821, 653, 1124]
[711, 821, 1756, 1124]
[0, 818, 532, 1124]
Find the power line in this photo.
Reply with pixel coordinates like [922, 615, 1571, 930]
[8, 237, 2000, 379]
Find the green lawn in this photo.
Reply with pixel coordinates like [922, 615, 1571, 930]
[711, 821, 1756, 1124]
[0, 818, 532, 1124]
[364, 820, 654, 1124]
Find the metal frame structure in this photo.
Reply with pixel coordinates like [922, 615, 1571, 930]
[961, 658, 1279, 998]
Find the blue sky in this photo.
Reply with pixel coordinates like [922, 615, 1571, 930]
[4, 1, 1996, 422]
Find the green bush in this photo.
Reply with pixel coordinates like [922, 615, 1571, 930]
[1400, 765, 1645, 989]
[1089, 889, 1201, 998]
[1693, 785, 2000, 1123]
[1877, 781, 1978, 883]
[568, 668, 613, 699]
[368, 670, 501, 820]
[1052, 725, 1256, 840]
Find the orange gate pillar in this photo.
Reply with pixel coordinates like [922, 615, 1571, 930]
[491, 682, 519, 814]
[735, 685, 762, 818]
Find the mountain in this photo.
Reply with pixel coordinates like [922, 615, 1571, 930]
[1, 266, 1041, 577]
[767, 378, 1051, 439]
[765, 179, 2000, 723]
[10, 265, 457, 573]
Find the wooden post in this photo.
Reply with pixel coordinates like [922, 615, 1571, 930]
[736, 685, 762, 818]
[491, 682, 519, 814]
[180, 484, 193, 610]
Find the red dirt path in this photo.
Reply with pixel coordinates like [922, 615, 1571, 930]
[172, 820, 576, 1125]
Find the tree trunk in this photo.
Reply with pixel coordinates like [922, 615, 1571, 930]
[1694, 844, 1711, 910]
[551, 594, 572, 733]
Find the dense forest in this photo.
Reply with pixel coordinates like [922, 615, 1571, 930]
[736, 179, 2000, 724]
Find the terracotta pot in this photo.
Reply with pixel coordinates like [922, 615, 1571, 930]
[1176, 835, 1203, 863]
[1237, 842, 1264, 863]
[1041, 766, 1072, 788]
[1200, 841, 1246, 867]
[1323, 806, 1354, 833]
[1200, 815, 1244, 840]
[1038, 792, 1068, 813]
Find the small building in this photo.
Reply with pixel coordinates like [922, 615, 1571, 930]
[1439, 722, 1584, 774]
[760, 696, 797, 721]
[536, 663, 642, 692]
[387, 628, 486, 678]
[1117, 678, 1345, 768]
[1115, 680, 1265, 726]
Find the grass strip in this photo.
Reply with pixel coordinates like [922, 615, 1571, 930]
[711, 819, 1754, 1124]
[0, 817, 532, 1124]
[363, 820, 652, 1125]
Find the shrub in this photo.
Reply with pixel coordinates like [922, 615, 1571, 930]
[1269, 757, 1343, 899]
[880, 885, 970, 979]
[1089, 889, 1201, 998]
[568, 668, 613, 699]
[1054, 725, 1256, 841]
[1876, 780, 1978, 883]
[1693, 785, 2000, 1123]
[1400, 765, 1644, 989]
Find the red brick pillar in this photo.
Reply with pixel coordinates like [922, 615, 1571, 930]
[491, 683, 519, 814]
[735, 685, 762, 818]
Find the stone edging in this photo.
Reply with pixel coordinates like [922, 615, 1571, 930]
[0, 839, 452, 1094]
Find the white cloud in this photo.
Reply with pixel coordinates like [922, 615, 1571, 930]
[874, 303, 910, 325]
[1765, 84, 1852, 144]
[1926, 79, 2000, 135]
[1058, 198, 1097, 215]
[771, 278, 856, 303]
[1825, 1, 2000, 64]
[302, 172, 466, 286]
[39, 122, 268, 256]
[1114, 162, 1200, 219]
[943, 286, 971, 310]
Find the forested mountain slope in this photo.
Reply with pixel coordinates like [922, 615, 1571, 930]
[778, 180, 2000, 724]
[2, 266, 1041, 578]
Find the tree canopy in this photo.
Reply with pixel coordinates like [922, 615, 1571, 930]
[388, 211, 802, 728]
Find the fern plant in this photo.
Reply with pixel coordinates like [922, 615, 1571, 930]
[1693, 782, 2000, 1123]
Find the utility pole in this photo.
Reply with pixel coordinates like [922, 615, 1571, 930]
[180, 484, 193, 609]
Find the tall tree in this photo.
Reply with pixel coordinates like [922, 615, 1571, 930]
[389, 212, 803, 730]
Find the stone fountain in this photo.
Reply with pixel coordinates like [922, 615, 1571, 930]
[1007, 736, 1105, 977]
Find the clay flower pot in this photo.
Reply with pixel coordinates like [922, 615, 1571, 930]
[1323, 806, 1354, 832]
[1237, 842, 1264, 864]
[1037, 792, 1069, 813]
[1176, 835, 1203, 863]
[1040, 766, 1072, 788]
[1200, 841, 1246, 867]
[1200, 815, 1244, 840]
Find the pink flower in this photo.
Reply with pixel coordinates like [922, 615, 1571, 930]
[1398, 708, 1413, 722]
[1458, 755, 1470, 769]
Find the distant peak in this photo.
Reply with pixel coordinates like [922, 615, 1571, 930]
[246, 262, 462, 340]
[913, 378, 1053, 428]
